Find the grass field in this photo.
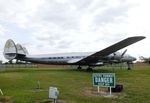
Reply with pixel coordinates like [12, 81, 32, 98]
[0, 66, 150, 103]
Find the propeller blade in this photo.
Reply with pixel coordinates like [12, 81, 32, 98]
[121, 49, 127, 58]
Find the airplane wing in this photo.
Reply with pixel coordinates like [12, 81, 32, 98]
[75, 36, 145, 64]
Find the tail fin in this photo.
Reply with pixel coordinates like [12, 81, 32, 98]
[16, 44, 28, 56]
[3, 39, 28, 60]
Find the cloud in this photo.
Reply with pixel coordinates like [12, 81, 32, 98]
[0, 0, 149, 62]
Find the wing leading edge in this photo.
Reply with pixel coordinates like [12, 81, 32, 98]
[75, 36, 145, 64]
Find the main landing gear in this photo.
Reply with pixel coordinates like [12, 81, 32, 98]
[127, 62, 133, 70]
[77, 65, 93, 71]
[86, 66, 93, 71]
[77, 66, 82, 70]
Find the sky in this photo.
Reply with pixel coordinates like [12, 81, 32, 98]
[0, 0, 150, 62]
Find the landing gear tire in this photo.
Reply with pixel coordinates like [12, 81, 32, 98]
[128, 67, 131, 70]
[77, 66, 82, 70]
[86, 67, 93, 71]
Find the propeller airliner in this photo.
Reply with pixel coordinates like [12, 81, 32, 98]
[3, 36, 145, 70]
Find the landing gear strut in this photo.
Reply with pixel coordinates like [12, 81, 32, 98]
[127, 62, 132, 70]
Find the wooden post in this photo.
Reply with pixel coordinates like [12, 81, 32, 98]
[109, 87, 112, 95]
[97, 86, 100, 93]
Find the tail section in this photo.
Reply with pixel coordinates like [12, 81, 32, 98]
[16, 44, 27, 56]
[4, 39, 17, 60]
[3, 39, 28, 60]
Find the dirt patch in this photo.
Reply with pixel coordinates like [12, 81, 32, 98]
[34, 99, 70, 103]
[83, 87, 126, 98]
[57, 100, 69, 103]
[0, 96, 12, 103]
[32, 88, 48, 92]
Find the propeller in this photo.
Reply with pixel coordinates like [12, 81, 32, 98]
[121, 49, 134, 70]
[110, 49, 127, 68]
[112, 49, 127, 61]
[121, 49, 127, 58]
[119, 49, 127, 69]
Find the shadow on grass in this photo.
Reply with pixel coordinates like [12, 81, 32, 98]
[68, 67, 115, 73]
[0, 66, 118, 74]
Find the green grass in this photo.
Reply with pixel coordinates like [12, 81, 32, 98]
[0, 66, 150, 103]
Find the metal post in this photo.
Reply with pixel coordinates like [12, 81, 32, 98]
[37, 81, 40, 89]
[52, 99, 56, 103]
[0, 89, 3, 95]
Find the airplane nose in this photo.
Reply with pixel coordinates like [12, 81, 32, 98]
[132, 57, 136, 61]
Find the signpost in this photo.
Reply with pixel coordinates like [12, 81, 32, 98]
[93, 73, 115, 95]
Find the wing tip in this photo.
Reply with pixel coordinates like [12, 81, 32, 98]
[129, 36, 146, 39]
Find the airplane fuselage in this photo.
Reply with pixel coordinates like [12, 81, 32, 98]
[17, 51, 136, 66]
